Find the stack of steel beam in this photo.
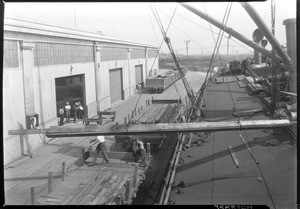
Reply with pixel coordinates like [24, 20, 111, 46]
[131, 104, 178, 124]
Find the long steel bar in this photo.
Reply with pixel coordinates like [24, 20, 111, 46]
[241, 2, 292, 65]
[179, 3, 282, 62]
[9, 120, 293, 138]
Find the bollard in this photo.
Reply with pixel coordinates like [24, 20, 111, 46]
[134, 109, 137, 117]
[132, 111, 134, 118]
[125, 179, 132, 204]
[124, 117, 127, 124]
[48, 170, 53, 193]
[62, 162, 66, 181]
[31, 186, 35, 205]
[138, 107, 140, 114]
[133, 165, 138, 189]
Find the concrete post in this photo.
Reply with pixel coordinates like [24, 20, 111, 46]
[128, 48, 132, 97]
[94, 44, 102, 113]
[21, 41, 35, 118]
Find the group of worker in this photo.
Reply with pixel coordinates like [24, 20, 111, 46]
[58, 101, 84, 126]
[84, 135, 147, 166]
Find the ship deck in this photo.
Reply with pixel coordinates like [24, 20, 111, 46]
[169, 75, 296, 208]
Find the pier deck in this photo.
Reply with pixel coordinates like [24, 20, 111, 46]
[4, 71, 203, 205]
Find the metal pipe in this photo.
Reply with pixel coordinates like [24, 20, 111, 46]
[241, 2, 292, 65]
[163, 133, 186, 205]
[43, 120, 292, 138]
[179, 3, 282, 62]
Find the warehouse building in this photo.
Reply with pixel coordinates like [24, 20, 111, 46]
[3, 17, 159, 164]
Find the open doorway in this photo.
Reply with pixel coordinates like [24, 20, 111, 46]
[55, 74, 85, 120]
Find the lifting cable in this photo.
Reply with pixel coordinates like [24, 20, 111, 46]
[203, 4, 224, 70]
[130, 4, 178, 119]
[194, 2, 232, 109]
[151, 4, 192, 100]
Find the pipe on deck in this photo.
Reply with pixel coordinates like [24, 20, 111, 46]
[179, 3, 283, 62]
[42, 120, 293, 138]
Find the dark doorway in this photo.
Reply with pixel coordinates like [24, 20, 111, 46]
[55, 74, 85, 118]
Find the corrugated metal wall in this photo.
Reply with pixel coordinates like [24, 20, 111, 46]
[34, 42, 94, 66]
[3, 40, 19, 68]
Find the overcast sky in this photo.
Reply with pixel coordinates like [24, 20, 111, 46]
[4, 1, 296, 56]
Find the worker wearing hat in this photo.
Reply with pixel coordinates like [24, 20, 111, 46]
[92, 136, 109, 165]
[65, 102, 71, 123]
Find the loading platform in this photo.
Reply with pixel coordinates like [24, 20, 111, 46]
[4, 71, 203, 205]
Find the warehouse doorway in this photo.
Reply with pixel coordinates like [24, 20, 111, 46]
[55, 74, 85, 119]
[135, 64, 143, 87]
[109, 68, 123, 104]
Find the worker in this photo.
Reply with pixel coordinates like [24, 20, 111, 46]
[78, 102, 84, 121]
[65, 102, 71, 123]
[132, 139, 146, 164]
[74, 103, 78, 123]
[58, 106, 64, 126]
[136, 83, 142, 94]
[92, 136, 109, 165]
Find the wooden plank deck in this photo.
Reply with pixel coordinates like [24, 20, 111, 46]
[4, 71, 202, 205]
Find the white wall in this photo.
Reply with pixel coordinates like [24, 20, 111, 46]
[3, 68, 26, 164]
[34, 62, 96, 120]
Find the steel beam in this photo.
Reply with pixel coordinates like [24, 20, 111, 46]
[179, 3, 283, 62]
[42, 119, 292, 138]
[8, 120, 293, 138]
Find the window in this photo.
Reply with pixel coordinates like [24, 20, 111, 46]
[101, 47, 127, 61]
[131, 48, 145, 59]
[4, 40, 19, 68]
[34, 42, 94, 66]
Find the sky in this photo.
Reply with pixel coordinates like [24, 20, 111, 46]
[4, 1, 296, 56]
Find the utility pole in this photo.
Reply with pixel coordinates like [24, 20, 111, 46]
[227, 35, 231, 62]
[184, 40, 190, 69]
[74, 8, 77, 28]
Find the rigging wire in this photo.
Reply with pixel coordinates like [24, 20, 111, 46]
[165, 5, 253, 54]
[130, 4, 179, 117]
[203, 4, 225, 68]
[157, 7, 213, 54]
[147, 6, 160, 45]
[151, 4, 194, 101]
[200, 2, 232, 93]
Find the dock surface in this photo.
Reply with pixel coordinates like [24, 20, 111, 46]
[4, 71, 204, 205]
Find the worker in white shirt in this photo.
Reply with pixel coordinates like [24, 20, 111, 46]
[132, 139, 146, 164]
[65, 102, 71, 123]
[92, 136, 110, 165]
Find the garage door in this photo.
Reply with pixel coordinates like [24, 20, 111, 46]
[135, 65, 143, 84]
[109, 68, 123, 104]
